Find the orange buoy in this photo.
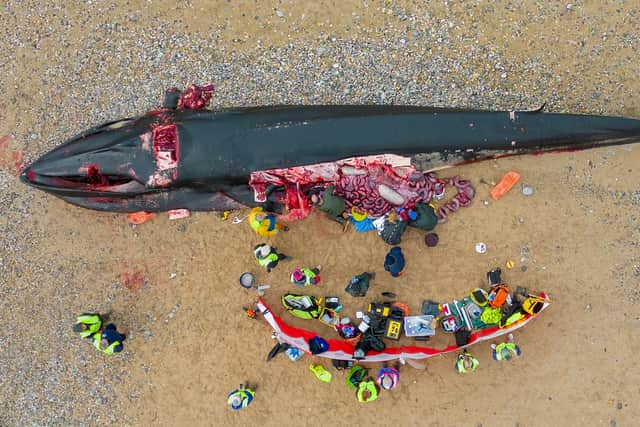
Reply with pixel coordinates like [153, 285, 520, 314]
[490, 171, 521, 201]
[127, 211, 157, 225]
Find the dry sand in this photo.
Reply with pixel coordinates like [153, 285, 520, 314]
[1, 1, 639, 426]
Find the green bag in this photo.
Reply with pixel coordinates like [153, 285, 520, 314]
[480, 307, 502, 325]
[282, 294, 321, 319]
[346, 365, 368, 389]
[310, 364, 332, 383]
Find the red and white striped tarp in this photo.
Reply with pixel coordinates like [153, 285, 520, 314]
[256, 294, 550, 363]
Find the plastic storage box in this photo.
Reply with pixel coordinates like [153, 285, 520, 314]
[403, 315, 436, 337]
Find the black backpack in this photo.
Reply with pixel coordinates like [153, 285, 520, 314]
[308, 336, 329, 354]
[455, 328, 471, 347]
[379, 220, 407, 245]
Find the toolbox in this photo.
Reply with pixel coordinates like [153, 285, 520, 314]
[368, 302, 391, 317]
[384, 319, 402, 340]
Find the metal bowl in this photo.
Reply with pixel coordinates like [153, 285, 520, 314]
[239, 272, 255, 289]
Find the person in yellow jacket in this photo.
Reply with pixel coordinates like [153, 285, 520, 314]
[455, 350, 479, 374]
[72, 313, 103, 339]
[491, 333, 521, 361]
[249, 207, 289, 237]
[356, 377, 380, 403]
[254, 243, 291, 273]
[93, 323, 126, 355]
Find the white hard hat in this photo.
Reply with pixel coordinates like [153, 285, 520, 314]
[229, 395, 242, 407]
[381, 375, 394, 390]
[258, 245, 271, 258]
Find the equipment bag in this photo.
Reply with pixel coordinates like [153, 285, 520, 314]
[455, 328, 472, 346]
[332, 359, 354, 371]
[487, 268, 503, 287]
[362, 331, 386, 352]
[346, 365, 368, 388]
[470, 288, 489, 306]
[488, 284, 511, 309]
[282, 294, 321, 319]
[308, 336, 329, 354]
[522, 296, 545, 315]
[380, 220, 407, 245]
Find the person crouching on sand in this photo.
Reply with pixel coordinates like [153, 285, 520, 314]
[356, 377, 380, 403]
[249, 207, 288, 237]
[93, 323, 126, 355]
[384, 246, 405, 277]
[72, 313, 104, 339]
[455, 350, 479, 374]
[310, 185, 348, 228]
[227, 384, 255, 410]
[377, 362, 401, 390]
[491, 333, 521, 361]
[290, 267, 321, 286]
[254, 243, 291, 273]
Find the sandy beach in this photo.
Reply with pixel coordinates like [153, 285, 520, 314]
[1, 1, 638, 426]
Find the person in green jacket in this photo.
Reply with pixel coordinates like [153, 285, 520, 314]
[356, 377, 380, 403]
[491, 333, 521, 361]
[455, 350, 479, 374]
[408, 203, 439, 231]
[310, 185, 347, 225]
[72, 313, 104, 339]
[290, 267, 321, 286]
[254, 243, 291, 273]
[93, 323, 126, 355]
